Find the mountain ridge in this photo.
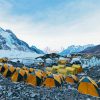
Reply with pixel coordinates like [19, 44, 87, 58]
[59, 44, 94, 55]
[80, 45, 100, 54]
[0, 27, 44, 54]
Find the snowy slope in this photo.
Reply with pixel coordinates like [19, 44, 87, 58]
[30, 46, 44, 54]
[0, 28, 30, 51]
[60, 44, 94, 56]
[0, 50, 42, 59]
[0, 27, 44, 54]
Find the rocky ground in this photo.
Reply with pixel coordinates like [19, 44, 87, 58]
[85, 66, 100, 82]
[0, 74, 100, 100]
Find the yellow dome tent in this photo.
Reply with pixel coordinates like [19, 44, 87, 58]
[41, 71, 47, 78]
[66, 67, 77, 75]
[52, 66, 59, 70]
[78, 76, 100, 97]
[58, 58, 67, 65]
[46, 71, 52, 76]
[72, 64, 83, 73]
[65, 75, 78, 84]
[11, 69, 27, 82]
[35, 71, 43, 79]
[22, 66, 28, 70]
[28, 68, 35, 73]
[42, 74, 62, 88]
[0, 58, 8, 63]
[52, 65, 65, 70]
[46, 67, 57, 74]
[58, 74, 65, 82]
[2, 66, 16, 78]
[26, 72, 43, 86]
[46, 67, 53, 72]
[57, 67, 77, 76]
[16, 67, 20, 71]
[0, 64, 8, 74]
[57, 68, 67, 76]
[36, 70, 47, 78]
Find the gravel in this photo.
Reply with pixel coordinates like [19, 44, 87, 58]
[0, 65, 100, 100]
[0, 74, 100, 100]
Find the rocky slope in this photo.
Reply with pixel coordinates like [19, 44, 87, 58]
[80, 45, 100, 54]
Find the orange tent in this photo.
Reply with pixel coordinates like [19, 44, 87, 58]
[65, 75, 78, 84]
[78, 76, 100, 97]
[42, 74, 62, 88]
[2, 66, 16, 78]
[26, 72, 43, 86]
[11, 69, 27, 82]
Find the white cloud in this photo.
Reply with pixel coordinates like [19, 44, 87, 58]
[0, 0, 100, 51]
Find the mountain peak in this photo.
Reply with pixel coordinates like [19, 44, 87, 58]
[60, 44, 94, 56]
[0, 27, 44, 54]
[5, 29, 13, 34]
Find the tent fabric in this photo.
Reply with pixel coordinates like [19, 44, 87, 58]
[11, 69, 27, 82]
[22, 66, 28, 70]
[78, 76, 100, 97]
[57, 69, 67, 76]
[57, 67, 77, 76]
[66, 67, 77, 75]
[41, 71, 47, 78]
[0, 58, 8, 63]
[16, 67, 20, 71]
[26, 72, 42, 86]
[46, 67, 53, 72]
[35, 71, 43, 79]
[46, 71, 52, 76]
[58, 74, 65, 83]
[29, 68, 35, 73]
[42, 74, 62, 88]
[0, 64, 8, 74]
[65, 75, 78, 84]
[4, 64, 8, 68]
[58, 60, 67, 65]
[52, 65, 65, 70]
[97, 80, 100, 88]
[37, 70, 47, 78]
[53, 74, 62, 84]
[72, 64, 83, 73]
[2, 66, 16, 77]
[0, 65, 2, 72]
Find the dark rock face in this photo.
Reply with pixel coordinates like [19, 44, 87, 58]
[0, 35, 11, 50]
[81, 45, 100, 54]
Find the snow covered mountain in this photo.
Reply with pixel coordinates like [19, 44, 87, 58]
[60, 44, 94, 56]
[80, 45, 100, 54]
[30, 46, 44, 54]
[0, 27, 44, 54]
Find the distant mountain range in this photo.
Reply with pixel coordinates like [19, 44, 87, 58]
[0, 27, 44, 54]
[80, 45, 100, 54]
[0, 27, 99, 56]
[60, 44, 94, 55]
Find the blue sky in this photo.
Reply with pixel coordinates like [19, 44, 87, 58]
[0, 0, 100, 51]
